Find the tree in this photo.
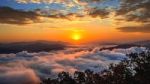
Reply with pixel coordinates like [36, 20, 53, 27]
[41, 50, 150, 84]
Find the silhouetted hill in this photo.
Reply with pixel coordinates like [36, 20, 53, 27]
[133, 40, 150, 48]
[0, 41, 67, 54]
[100, 40, 150, 50]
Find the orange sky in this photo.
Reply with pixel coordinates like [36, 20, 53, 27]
[0, 16, 150, 44]
[0, 0, 150, 44]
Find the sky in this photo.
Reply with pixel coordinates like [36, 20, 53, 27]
[0, 0, 150, 44]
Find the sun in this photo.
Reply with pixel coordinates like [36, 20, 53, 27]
[71, 33, 81, 41]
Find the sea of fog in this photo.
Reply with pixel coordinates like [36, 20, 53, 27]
[0, 45, 146, 84]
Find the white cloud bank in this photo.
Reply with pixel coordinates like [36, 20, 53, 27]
[0, 46, 146, 84]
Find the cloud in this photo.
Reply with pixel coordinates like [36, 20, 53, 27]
[0, 67, 40, 84]
[15, 0, 111, 19]
[39, 8, 110, 20]
[16, 0, 76, 4]
[0, 5, 110, 25]
[1, 0, 149, 25]
[43, 12, 84, 20]
[115, 0, 150, 32]
[0, 7, 41, 25]
[88, 8, 109, 18]
[116, 0, 150, 23]
[117, 24, 150, 33]
[16, 0, 105, 4]
[0, 46, 146, 84]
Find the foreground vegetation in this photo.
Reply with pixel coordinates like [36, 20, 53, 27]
[41, 50, 150, 84]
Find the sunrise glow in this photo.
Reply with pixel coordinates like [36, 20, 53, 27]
[71, 33, 81, 41]
[0, 0, 150, 84]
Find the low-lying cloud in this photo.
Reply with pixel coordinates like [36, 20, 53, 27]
[0, 46, 146, 83]
[0, 67, 40, 84]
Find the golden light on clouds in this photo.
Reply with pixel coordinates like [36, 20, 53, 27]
[0, 12, 149, 44]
